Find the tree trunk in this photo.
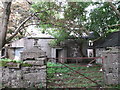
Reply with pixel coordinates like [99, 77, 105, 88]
[75, 39, 86, 57]
[78, 42, 86, 57]
[0, 1, 12, 49]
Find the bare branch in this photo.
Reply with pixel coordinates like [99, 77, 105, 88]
[6, 14, 33, 42]
[108, 2, 120, 18]
[25, 0, 32, 5]
[108, 24, 120, 28]
[103, 24, 120, 30]
[6, 9, 51, 42]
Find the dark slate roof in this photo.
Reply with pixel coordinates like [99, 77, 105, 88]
[94, 31, 120, 48]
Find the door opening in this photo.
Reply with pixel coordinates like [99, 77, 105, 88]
[56, 49, 62, 62]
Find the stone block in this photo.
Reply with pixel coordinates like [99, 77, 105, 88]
[35, 57, 46, 61]
[23, 72, 46, 83]
[6, 63, 20, 69]
[105, 74, 118, 85]
[23, 60, 45, 66]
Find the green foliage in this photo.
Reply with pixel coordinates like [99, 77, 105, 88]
[105, 84, 120, 89]
[48, 40, 58, 47]
[89, 2, 120, 35]
[47, 62, 63, 67]
[48, 62, 120, 88]
[0, 58, 22, 63]
[21, 63, 33, 67]
[64, 2, 90, 21]
[47, 62, 120, 88]
[39, 81, 43, 88]
[31, 1, 120, 44]
[31, 2, 90, 40]
[47, 62, 64, 78]
[47, 29, 69, 46]
[0, 59, 33, 67]
[106, 29, 119, 33]
[31, 2, 59, 28]
[32, 2, 71, 46]
[0, 59, 20, 67]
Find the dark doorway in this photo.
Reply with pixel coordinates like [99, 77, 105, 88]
[56, 49, 62, 62]
[1, 48, 8, 58]
[1, 48, 5, 56]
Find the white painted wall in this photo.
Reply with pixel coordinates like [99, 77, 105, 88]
[14, 48, 24, 60]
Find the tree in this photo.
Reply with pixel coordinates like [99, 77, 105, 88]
[108, 2, 120, 18]
[32, 1, 120, 56]
[88, 2, 120, 36]
[1, 0, 119, 56]
[0, 0, 12, 49]
[32, 1, 91, 57]
[0, 0, 36, 49]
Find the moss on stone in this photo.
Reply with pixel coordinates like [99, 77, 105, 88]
[0, 59, 33, 67]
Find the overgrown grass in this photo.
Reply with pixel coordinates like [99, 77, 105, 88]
[47, 62, 103, 88]
[47, 62, 120, 89]
[0, 58, 22, 62]
[105, 84, 120, 89]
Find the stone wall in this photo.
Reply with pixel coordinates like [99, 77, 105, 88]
[96, 48, 105, 64]
[25, 38, 52, 57]
[65, 40, 88, 63]
[102, 47, 120, 85]
[0, 57, 46, 88]
[0, 50, 1, 58]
